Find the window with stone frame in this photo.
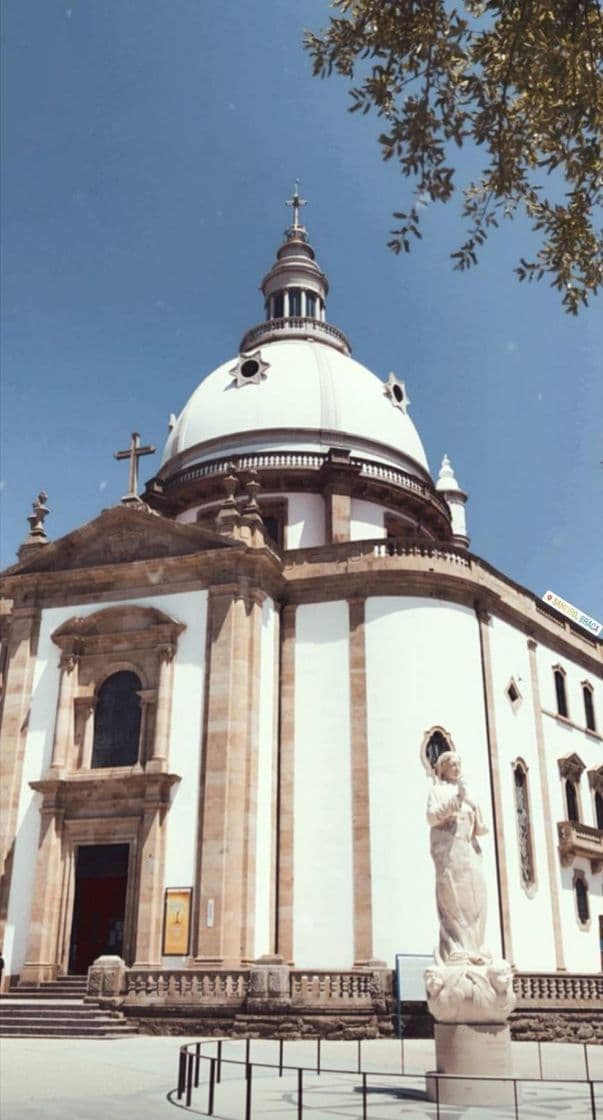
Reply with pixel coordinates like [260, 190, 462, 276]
[596, 792, 603, 831]
[422, 727, 455, 772]
[553, 666, 569, 718]
[91, 670, 142, 768]
[50, 605, 184, 773]
[511, 759, 536, 893]
[574, 873, 590, 927]
[582, 682, 597, 733]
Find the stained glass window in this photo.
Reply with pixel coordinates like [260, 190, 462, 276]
[513, 763, 535, 890]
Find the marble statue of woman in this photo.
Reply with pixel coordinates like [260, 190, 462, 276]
[427, 751, 489, 965]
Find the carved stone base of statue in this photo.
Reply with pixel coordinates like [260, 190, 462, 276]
[426, 1022, 518, 1106]
[424, 959, 518, 1106]
[425, 958, 516, 1023]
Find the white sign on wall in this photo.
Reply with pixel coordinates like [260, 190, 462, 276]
[542, 591, 601, 637]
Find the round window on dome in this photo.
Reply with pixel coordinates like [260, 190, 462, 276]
[392, 384, 404, 404]
[241, 359, 260, 379]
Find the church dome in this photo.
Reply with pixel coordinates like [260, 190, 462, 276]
[159, 185, 430, 485]
[159, 338, 429, 479]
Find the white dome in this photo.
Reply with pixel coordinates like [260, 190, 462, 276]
[160, 339, 430, 478]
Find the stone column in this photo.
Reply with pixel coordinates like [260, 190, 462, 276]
[0, 607, 40, 953]
[194, 585, 263, 966]
[348, 598, 373, 964]
[49, 653, 79, 774]
[475, 606, 513, 964]
[147, 644, 175, 772]
[21, 794, 65, 984]
[276, 604, 296, 963]
[527, 637, 565, 969]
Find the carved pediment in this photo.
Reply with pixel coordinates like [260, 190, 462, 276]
[4, 505, 242, 576]
[557, 752, 586, 783]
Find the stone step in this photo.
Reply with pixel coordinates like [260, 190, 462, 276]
[0, 1025, 137, 1038]
[5, 994, 88, 1003]
[0, 1009, 123, 1020]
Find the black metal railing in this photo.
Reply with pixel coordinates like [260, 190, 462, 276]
[174, 1037, 602, 1119]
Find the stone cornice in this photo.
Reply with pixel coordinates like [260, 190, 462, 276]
[1, 545, 286, 610]
[282, 540, 602, 674]
[30, 769, 180, 808]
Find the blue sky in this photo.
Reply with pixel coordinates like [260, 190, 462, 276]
[2, 0, 602, 619]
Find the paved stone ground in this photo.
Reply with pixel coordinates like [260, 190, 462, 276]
[1, 1036, 602, 1119]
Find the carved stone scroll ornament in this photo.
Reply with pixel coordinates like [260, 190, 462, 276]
[424, 751, 516, 1024]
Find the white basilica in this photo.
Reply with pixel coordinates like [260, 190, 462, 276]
[1, 192, 601, 1007]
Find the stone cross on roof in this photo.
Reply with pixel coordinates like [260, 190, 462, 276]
[286, 180, 307, 232]
[114, 432, 155, 505]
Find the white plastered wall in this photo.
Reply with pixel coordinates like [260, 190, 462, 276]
[4, 590, 208, 978]
[487, 616, 557, 970]
[364, 596, 501, 968]
[286, 493, 325, 549]
[536, 642, 602, 972]
[253, 598, 278, 959]
[350, 499, 385, 541]
[293, 600, 354, 967]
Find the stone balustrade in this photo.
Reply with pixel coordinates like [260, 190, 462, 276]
[557, 820, 603, 871]
[513, 972, 603, 1008]
[90, 962, 603, 1015]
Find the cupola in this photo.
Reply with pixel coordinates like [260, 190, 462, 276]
[239, 183, 350, 356]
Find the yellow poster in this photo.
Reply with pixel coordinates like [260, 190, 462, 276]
[163, 888, 192, 955]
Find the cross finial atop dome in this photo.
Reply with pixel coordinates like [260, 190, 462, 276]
[285, 180, 307, 240]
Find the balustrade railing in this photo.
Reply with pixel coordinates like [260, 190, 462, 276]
[239, 316, 351, 354]
[514, 972, 603, 1005]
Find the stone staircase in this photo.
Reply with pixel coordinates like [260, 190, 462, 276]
[0, 977, 138, 1038]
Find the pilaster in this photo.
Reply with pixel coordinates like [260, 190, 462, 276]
[527, 637, 565, 969]
[194, 584, 264, 967]
[49, 653, 79, 773]
[133, 778, 173, 967]
[21, 790, 64, 984]
[0, 607, 40, 948]
[348, 598, 373, 964]
[475, 605, 514, 963]
[276, 603, 296, 962]
[147, 643, 175, 771]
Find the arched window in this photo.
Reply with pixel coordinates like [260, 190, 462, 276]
[91, 671, 142, 769]
[565, 779, 580, 823]
[306, 291, 316, 317]
[575, 877, 590, 926]
[596, 791, 603, 831]
[273, 292, 284, 319]
[512, 761, 535, 891]
[554, 668, 568, 718]
[424, 729, 454, 771]
[583, 684, 597, 732]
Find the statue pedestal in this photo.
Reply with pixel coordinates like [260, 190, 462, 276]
[426, 1022, 518, 1107]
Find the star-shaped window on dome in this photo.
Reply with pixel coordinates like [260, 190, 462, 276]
[384, 371, 410, 413]
[229, 349, 270, 388]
